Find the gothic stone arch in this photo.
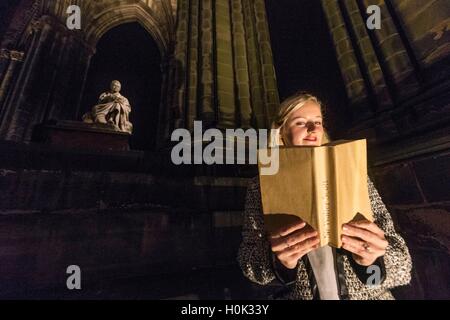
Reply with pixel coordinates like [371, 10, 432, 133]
[0, 0, 176, 144]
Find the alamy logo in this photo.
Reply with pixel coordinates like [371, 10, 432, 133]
[170, 121, 279, 175]
[66, 5, 81, 30]
[366, 264, 381, 287]
[66, 265, 81, 290]
[366, 5, 381, 30]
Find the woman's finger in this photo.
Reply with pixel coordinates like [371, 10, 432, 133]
[277, 236, 320, 260]
[348, 220, 385, 238]
[288, 243, 320, 259]
[286, 228, 318, 247]
[342, 224, 388, 249]
[342, 235, 366, 249]
[271, 229, 317, 252]
[341, 241, 372, 261]
[342, 235, 384, 255]
[274, 220, 306, 238]
[284, 244, 319, 265]
[342, 236, 386, 267]
[269, 221, 306, 240]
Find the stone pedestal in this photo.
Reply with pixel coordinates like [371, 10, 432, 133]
[32, 120, 130, 151]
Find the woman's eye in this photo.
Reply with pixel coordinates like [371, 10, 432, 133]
[295, 122, 305, 126]
[315, 121, 322, 126]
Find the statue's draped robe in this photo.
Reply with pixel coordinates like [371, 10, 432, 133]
[83, 92, 133, 134]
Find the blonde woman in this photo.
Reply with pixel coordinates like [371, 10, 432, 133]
[238, 91, 412, 300]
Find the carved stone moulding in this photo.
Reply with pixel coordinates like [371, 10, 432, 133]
[0, 49, 24, 61]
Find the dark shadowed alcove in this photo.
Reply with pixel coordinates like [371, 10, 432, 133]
[81, 22, 161, 150]
[0, 0, 18, 39]
[264, 0, 349, 138]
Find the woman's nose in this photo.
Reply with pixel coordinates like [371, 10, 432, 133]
[306, 122, 316, 132]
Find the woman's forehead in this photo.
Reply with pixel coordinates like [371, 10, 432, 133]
[290, 102, 322, 119]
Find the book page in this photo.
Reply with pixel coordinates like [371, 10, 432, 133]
[331, 139, 373, 247]
[258, 147, 317, 235]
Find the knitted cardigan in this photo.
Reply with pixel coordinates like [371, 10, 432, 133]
[237, 176, 412, 300]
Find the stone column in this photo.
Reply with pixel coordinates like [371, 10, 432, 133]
[231, 0, 251, 128]
[172, 0, 190, 130]
[185, 0, 200, 131]
[242, 0, 265, 129]
[38, 31, 71, 122]
[0, 18, 51, 140]
[321, 0, 372, 119]
[198, 0, 216, 127]
[389, 0, 450, 70]
[156, 55, 172, 149]
[0, 50, 24, 109]
[166, 0, 279, 134]
[0, 15, 95, 142]
[215, 0, 237, 129]
[253, 0, 279, 126]
[72, 44, 95, 120]
[341, 0, 393, 111]
[361, 0, 420, 101]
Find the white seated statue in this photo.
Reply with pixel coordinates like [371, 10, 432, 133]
[82, 80, 133, 134]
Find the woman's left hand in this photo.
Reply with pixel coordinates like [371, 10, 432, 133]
[341, 220, 388, 266]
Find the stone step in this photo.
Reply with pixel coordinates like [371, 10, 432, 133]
[0, 206, 247, 297]
[2, 264, 276, 300]
[0, 140, 256, 214]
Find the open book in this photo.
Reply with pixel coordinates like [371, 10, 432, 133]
[257, 139, 373, 248]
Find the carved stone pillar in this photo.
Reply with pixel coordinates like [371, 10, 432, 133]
[156, 55, 172, 149]
[231, 0, 251, 129]
[321, 0, 372, 119]
[198, 0, 215, 128]
[168, 0, 279, 134]
[0, 49, 24, 109]
[0, 15, 95, 142]
[361, 0, 420, 101]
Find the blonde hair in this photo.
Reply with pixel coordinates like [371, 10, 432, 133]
[270, 91, 330, 147]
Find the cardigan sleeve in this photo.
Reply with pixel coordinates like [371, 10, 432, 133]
[366, 176, 412, 289]
[237, 176, 277, 285]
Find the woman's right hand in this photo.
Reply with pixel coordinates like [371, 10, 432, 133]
[269, 219, 320, 269]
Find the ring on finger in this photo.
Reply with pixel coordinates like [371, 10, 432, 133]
[362, 242, 371, 253]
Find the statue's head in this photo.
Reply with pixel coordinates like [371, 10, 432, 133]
[110, 80, 121, 93]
